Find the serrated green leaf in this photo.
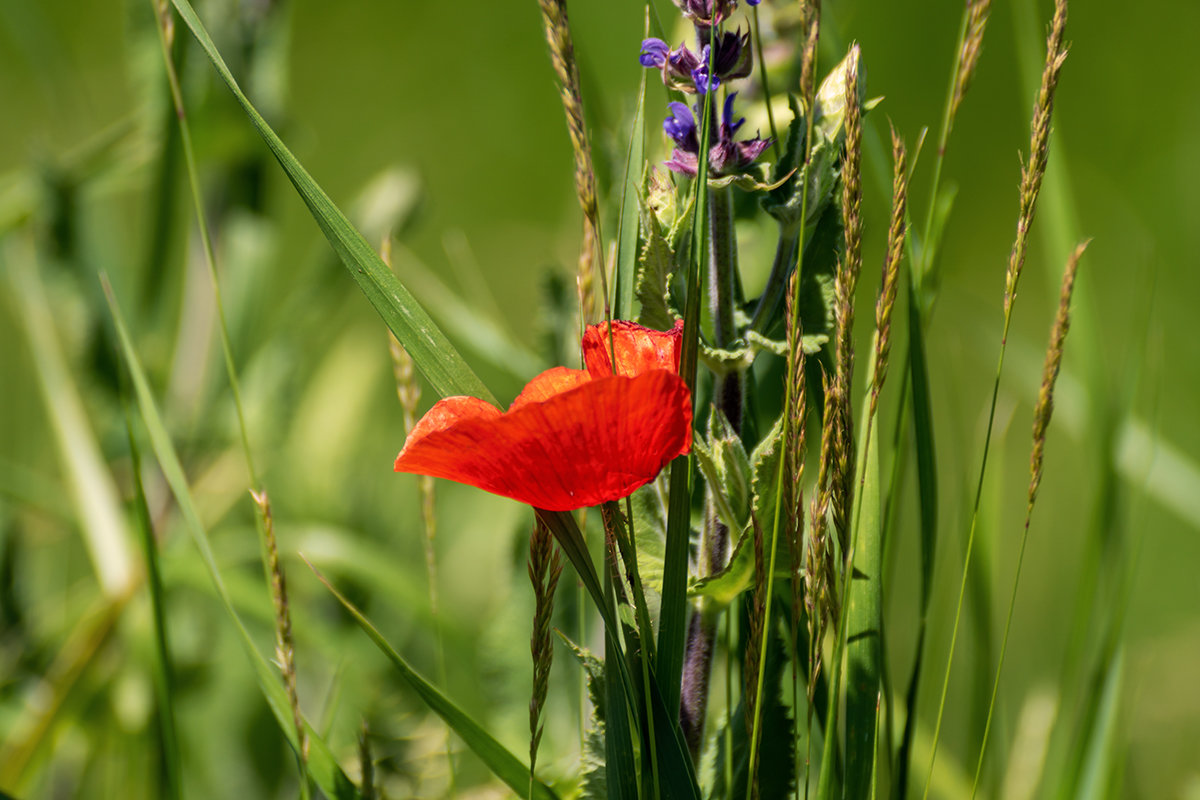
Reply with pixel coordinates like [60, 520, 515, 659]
[308, 562, 559, 800]
[699, 330, 828, 376]
[688, 524, 753, 607]
[168, 0, 494, 404]
[636, 166, 690, 331]
[630, 479, 669, 597]
[711, 410, 752, 516]
[749, 415, 786, 541]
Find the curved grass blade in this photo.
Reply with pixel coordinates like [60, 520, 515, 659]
[167, 0, 494, 404]
[845, 373, 884, 800]
[613, 28, 647, 320]
[7, 246, 134, 599]
[305, 559, 560, 800]
[103, 279, 363, 800]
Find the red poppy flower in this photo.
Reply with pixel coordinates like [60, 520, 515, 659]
[394, 320, 691, 512]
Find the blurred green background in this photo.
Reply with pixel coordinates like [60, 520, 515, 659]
[1, 0, 1196, 797]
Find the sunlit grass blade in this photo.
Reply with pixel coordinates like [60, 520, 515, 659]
[103, 278, 363, 800]
[166, 0, 494, 404]
[613, 45, 647, 320]
[1074, 647, 1125, 799]
[6, 244, 134, 599]
[304, 558, 560, 800]
[846, 367, 884, 799]
[657, 41, 717, 720]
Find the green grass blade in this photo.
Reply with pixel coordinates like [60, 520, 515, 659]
[103, 279, 363, 800]
[305, 560, 560, 800]
[1074, 648, 1125, 800]
[907, 288, 939, 613]
[603, 570, 639, 800]
[7, 246, 134, 599]
[120, 386, 182, 800]
[613, 48, 647, 320]
[167, 0, 494, 404]
[846, 382, 884, 800]
[657, 49, 715, 719]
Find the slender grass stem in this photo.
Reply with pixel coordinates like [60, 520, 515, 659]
[921, 2, 1068, 794]
[150, 2, 309, 793]
[970, 240, 1086, 797]
[751, 19, 824, 794]
[121, 390, 181, 800]
[750, 4, 781, 162]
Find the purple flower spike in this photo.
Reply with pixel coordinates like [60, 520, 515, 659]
[747, 0, 761, 5]
[639, 38, 670, 68]
[691, 45, 720, 94]
[664, 102, 699, 153]
[721, 92, 746, 137]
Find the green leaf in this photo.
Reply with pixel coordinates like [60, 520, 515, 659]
[749, 415, 786, 548]
[103, 280, 363, 800]
[636, 168, 690, 331]
[7, 252, 133, 599]
[690, 417, 789, 609]
[168, 0, 494, 404]
[845, 365, 884, 800]
[307, 561, 559, 800]
[558, 634, 610, 800]
[629, 479, 669, 600]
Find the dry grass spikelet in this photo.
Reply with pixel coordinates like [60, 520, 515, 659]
[947, 0, 993, 142]
[1028, 239, 1087, 511]
[829, 45, 863, 552]
[870, 127, 909, 420]
[537, 0, 601, 324]
[1002, 0, 1069, 326]
[528, 519, 564, 774]
[251, 489, 308, 763]
[799, 0, 822, 114]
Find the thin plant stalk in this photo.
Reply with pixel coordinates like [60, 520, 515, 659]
[536, 0, 605, 326]
[384, 237, 456, 791]
[529, 520, 564, 797]
[750, 3, 781, 161]
[750, 24, 830, 800]
[150, 1, 309, 791]
[670, 29, 718, 749]
[970, 240, 1087, 797]
[121, 388, 181, 800]
[921, 2, 1069, 795]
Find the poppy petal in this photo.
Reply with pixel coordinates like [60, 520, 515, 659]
[401, 395, 501, 444]
[394, 371, 692, 511]
[509, 366, 591, 411]
[582, 319, 684, 378]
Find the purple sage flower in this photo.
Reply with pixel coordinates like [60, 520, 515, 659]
[639, 38, 670, 68]
[690, 45, 719, 94]
[663, 102, 699, 153]
[638, 28, 752, 95]
[663, 93, 771, 177]
[672, 0, 757, 27]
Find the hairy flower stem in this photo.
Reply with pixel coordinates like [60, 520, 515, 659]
[680, 181, 743, 763]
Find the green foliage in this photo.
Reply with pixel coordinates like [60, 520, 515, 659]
[1, 0, 1192, 797]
